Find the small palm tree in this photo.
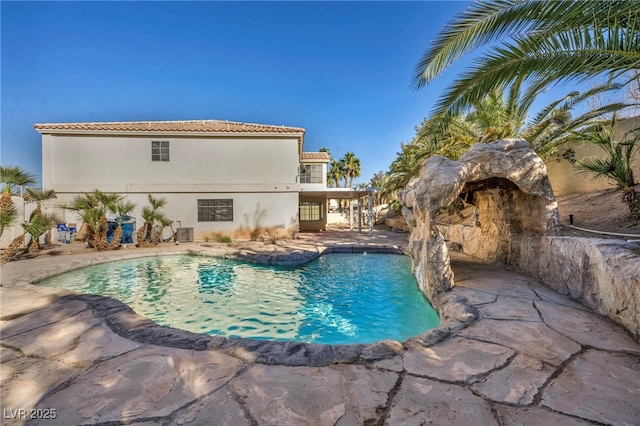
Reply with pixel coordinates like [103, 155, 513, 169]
[108, 199, 137, 249]
[575, 117, 640, 218]
[137, 195, 170, 247]
[0, 204, 18, 239]
[24, 188, 57, 244]
[23, 211, 55, 253]
[66, 190, 124, 251]
[0, 166, 37, 237]
[24, 188, 57, 216]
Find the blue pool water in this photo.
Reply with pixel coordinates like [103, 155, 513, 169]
[38, 254, 440, 344]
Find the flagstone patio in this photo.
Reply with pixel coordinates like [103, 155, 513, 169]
[1, 231, 639, 425]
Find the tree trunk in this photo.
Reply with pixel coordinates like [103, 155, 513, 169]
[0, 192, 14, 238]
[624, 188, 640, 219]
[109, 225, 122, 250]
[1, 234, 25, 264]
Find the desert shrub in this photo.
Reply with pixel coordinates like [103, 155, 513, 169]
[216, 235, 232, 244]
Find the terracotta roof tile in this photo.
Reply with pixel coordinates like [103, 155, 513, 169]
[34, 120, 305, 134]
[301, 152, 331, 161]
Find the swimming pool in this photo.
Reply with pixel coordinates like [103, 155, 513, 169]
[38, 253, 440, 344]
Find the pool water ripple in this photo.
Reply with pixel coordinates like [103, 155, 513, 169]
[38, 253, 440, 344]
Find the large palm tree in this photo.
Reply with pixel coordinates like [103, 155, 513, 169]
[0, 166, 37, 237]
[341, 152, 361, 189]
[383, 80, 628, 197]
[413, 0, 640, 116]
[327, 159, 344, 188]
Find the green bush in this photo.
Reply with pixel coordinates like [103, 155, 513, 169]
[216, 235, 232, 244]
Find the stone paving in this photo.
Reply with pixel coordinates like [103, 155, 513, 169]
[1, 231, 639, 425]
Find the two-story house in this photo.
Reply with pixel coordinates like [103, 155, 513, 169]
[35, 120, 340, 240]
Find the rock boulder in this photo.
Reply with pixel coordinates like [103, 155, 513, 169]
[399, 139, 559, 300]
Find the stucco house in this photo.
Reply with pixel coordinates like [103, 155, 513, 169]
[35, 119, 348, 241]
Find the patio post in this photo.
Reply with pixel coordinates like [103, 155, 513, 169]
[349, 198, 354, 231]
[369, 191, 374, 236]
[358, 197, 363, 233]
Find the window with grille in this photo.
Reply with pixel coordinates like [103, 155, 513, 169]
[299, 202, 322, 221]
[300, 164, 323, 184]
[151, 141, 170, 161]
[198, 199, 233, 222]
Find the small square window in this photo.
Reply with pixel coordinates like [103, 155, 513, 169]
[152, 141, 170, 161]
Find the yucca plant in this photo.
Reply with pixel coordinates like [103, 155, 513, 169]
[575, 117, 640, 218]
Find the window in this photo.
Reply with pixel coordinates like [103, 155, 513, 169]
[300, 164, 323, 184]
[152, 141, 170, 161]
[198, 199, 233, 222]
[299, 202, 323, 221]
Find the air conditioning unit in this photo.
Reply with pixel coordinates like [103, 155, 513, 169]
[176, 227, 194, 243]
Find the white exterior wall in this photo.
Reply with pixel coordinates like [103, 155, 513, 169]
[43, 134, 300, 192]
[299, 161, 328, 191]
[52, 191, 299, 241]
[42, 133, 302, 239]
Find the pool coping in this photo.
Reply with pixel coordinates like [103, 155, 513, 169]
[2, 241, 476, 367]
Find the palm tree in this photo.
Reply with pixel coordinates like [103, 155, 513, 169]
[327, 159, 344, 188]
[575, 117, 640, 218]
[369, 171, 388, 205]
[23, 211, 55, 253]
[24, 187, 58, 245]
[137, 194, 170, 247]
[0, 165, 37, 195]
[382, 80, 627, 197]
[0, 204, 18, 240]
[108, 199, 137, 249]
[24, 188, 57, 216]
[0, 166, 37, 237]
[341, 152, 361, 188]
[413, 0, 640, 116]
[66, 190, 124, 251]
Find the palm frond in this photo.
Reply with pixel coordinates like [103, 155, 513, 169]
[417, 0, 640, 115]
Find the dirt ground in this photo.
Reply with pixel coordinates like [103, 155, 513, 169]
[556, 187, 640, 239]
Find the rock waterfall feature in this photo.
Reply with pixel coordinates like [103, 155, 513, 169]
[398, 139, 560, 301]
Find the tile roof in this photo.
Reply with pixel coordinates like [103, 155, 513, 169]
[33, 120, 305, 135]
[301, 152, 331, 161]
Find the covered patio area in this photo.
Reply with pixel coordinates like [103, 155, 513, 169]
[299, 187, 378, 234]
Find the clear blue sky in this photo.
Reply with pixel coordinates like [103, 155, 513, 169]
[1, 1, 474, 186]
